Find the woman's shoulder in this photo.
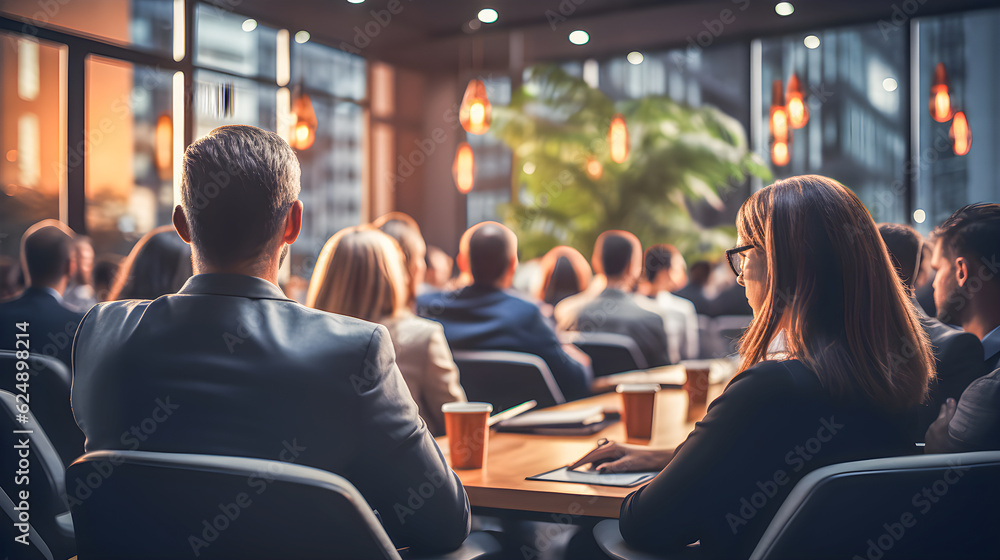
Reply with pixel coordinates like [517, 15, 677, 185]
[727, 359, 823, 397]
[382, 311, 442, 341]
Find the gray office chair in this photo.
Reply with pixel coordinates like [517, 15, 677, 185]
[566, 332, 649, 377]
[593, 451, 1000, 560]
[0, 349, 85, 466]
[451, 350, 566, 410]
[67, 450, 500, 560]
[0, 390, 75, 559]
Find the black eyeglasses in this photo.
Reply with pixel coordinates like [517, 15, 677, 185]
[726, 244, 756, 277]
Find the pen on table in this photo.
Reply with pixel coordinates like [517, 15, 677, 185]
[567, 437, 611, 472]
[487, 400, 537, 428]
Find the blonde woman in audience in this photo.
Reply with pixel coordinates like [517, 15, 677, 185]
[307, 226, 466, 436]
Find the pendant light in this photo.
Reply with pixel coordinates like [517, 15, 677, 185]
[950, 111, 972, 156]
[290, 84, 317, 151]
[608, 114, 629, 164]
[929, 63, 952, 123]
[786, 73, 809, 129]
[459, 79, 492, 135]
[453, 142, 475, 193]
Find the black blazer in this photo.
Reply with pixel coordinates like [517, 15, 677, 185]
[416, 284, 593, 400]
[944, 366, 1000, 451]
[911, 314, 987, 439]
[618, 360, 913, 560]
[71, 274, 470, 553]
[576, 288, 670, 368]
[0, 287, 85, 371]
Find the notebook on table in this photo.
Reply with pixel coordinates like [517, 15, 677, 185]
[494, 405, 619, 435]
[527, 466, 658, 487]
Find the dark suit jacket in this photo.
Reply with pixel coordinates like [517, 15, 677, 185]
[0, 287, 86, 465]
[71, 274, 470, 553]
[416, 285, 592, 400]
[707, 282, 754, 317]
[0, 287, 85, 371]
[986, 349, 1000, 373]
[910, 314, 987, 440]
[619, 360, 913, 559]
[673, 284, 712, 316]
[575, 288, 670, 368]
[943, 366, 1000, 452]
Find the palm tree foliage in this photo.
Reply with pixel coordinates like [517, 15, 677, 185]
[488, 64, 771, 261]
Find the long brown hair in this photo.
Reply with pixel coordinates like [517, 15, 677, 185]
[536, 246, 593, 304]
[736, 175, 933, 410]
[306, 226, 407, 323]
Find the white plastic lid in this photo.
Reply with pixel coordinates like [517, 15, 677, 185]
[441, 402, 494, 413]
[616, 383, 661, 393]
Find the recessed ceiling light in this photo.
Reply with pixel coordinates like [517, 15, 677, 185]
[569, 30, 589, 45]
[478, 8, 498, 24]
[627, 51, 644, 65]
[241, 19, 257, 32]
[913, 209, 926, 224]
[347, 0, 364, 4]
[295, 31, 310, 44]
[804, 35, 820, 49]
[775, 2, 794, 16]
[883, 77, 898, 92]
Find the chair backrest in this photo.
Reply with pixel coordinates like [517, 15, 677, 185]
[2, 486, 55, 560]
[0, 390, 72, 552]
[0, 349, 83, 466]
[67, 450, 402, 560]
[749, 451, 1000, 560]
[567, 332, 648, 377]
[451, 350, 566, 411]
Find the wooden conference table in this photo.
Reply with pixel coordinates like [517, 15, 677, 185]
[435, 360, 736, 519]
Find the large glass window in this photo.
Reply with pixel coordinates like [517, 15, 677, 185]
[85, 56, 175, 255]
[2, 0, 173, 55]
[913, 8, 1000, 233]
[0, 32, 66, 261]
[757, 24, 909, 223]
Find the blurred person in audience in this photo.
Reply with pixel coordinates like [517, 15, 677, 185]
[281, 274, 309, 304]
[570, 176, 931, 559]
[536, 246, 592, 309]
[63, 235, 97, 312]
[0, 256, 22, 300]
[71, 125, 471, 553]
[553, 232, 621, 331]
[0, 220, 87, 465]
[421, 245, 454, 294]
[923, 203, 1000, 453]
[0, 220, 85, 371]
[640, 244, 699, 362]
[308, 225, 466, 436]
[417, 221, 593, 400]
[879, 223, 985, 440]
[915, 243, 937, 317]
[107, 226, 193, 301]
[673, 260, 712, 316]
[91, 254, 122, 302]
[373, 212, 426, 310]
[573, 231, 670, 367]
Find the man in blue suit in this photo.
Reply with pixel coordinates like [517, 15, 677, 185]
[71, 125, 470, 554]
[417, 222, 593, 400]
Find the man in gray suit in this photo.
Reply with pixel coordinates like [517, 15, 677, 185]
[71, 125, 470, 553]
[575, 231, 670, 368]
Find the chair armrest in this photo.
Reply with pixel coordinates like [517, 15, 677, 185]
[408, 531, 502, 560]
[593, 520, 700, 560]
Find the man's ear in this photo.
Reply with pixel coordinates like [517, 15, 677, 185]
[955, 256, 969, 288]
[283, 200, 303, 245]
[173, 205, 192, 243]
[457, 252, 469, 274]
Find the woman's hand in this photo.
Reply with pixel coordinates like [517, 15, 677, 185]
[568, 440, 674, 473]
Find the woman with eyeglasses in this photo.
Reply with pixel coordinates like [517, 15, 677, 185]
[570, 175, 933, 559]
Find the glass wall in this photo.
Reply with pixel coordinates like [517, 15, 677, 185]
[757, 23, 910, 224]
[85, 56, 175, 255]
[913, 8, 1000, 234]
[0, 32, 66, 261]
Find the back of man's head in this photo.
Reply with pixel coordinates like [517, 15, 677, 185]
[468, 223, 515, 287]
[643, 244, 675, 283]
[688, 261, 711, 287]
[601, 234, 635, 279]
[934, 203, 1000, 288]
[21, 222, 74, 287]
[878, 223, 922, 290]
[181, 125, 300, 267]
